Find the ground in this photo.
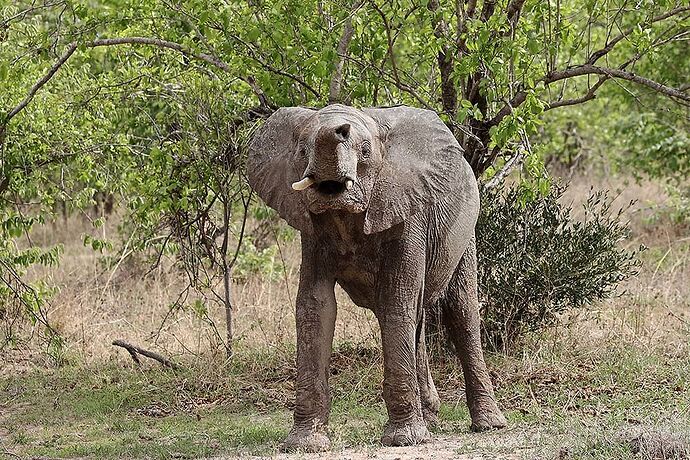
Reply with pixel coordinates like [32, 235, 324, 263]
[1, 177, 689, 459]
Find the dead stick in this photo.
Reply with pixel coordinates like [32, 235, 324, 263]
[112, 339, 179, 370]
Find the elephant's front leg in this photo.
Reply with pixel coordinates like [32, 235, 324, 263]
[281, 244, 337, 453]
[377, 236, 431, 446]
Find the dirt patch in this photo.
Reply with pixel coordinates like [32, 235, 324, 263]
[215, 430, 533, 460]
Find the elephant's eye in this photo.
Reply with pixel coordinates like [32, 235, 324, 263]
[361, 140, 371, 158]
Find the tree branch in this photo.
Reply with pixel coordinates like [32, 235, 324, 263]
[3, 42, 78, 128]
[328, 14, 355, 103]
[90, 37, 232, 72]
[587, 6, 690, 65]
[545, 65, 690, 103]
[482, 149, 524, 190]
[482, 132, 531, 190]
[429, 0, 457, 115]
[544, 75, 609, 111]
[225, 34, 322, 99]
[371, 1, 405, 91]
[0, 1, 66, 27]
[506, 0, 526, 23]
[342, 55, 434, 109]
[491, 62, 690, 126]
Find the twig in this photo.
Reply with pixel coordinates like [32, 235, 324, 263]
[587, 6, 690, 65]
[112, 339, 179, 369]
[90, 37, 232, 72]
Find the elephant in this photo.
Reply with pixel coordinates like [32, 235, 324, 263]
[247, 104, 506, 452]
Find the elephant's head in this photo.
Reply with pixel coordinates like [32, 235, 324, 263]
[248, 104, 468, 234]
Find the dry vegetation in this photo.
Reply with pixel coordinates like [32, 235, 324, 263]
[1, 174, 689, 459]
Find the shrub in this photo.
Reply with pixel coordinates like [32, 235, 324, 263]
[475, 182, 641, 352]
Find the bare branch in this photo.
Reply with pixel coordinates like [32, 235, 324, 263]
[546, 65, 690, 103]
[545, 75, 609, 111]
[429, 0, 457, 115]
[482, 132, 531, 190]
[90, 37, 232, 72]
[328, 14, 356, 103]
[482, 150, 524, 190]
[491, 62, 690, 126]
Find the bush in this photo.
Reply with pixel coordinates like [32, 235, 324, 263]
[475, 182, 641, 352]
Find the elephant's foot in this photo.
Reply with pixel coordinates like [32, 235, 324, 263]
[381, 419, 431, 446]
[469, 399, 507, 432]
[280, 427, 331, 453]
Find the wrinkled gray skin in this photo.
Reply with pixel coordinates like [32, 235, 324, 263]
[248, 104, 506, 452]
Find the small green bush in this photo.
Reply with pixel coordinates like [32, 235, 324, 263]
[475, 182, 641, 352]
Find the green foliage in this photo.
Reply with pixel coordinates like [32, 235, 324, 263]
[1, 0, 687, 354]
[476, 183, 642, 352]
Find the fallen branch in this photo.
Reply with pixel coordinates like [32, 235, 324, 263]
[112, 339, 179, 369]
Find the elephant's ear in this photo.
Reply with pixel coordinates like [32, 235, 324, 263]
[362, 106, 469, 234]
[247, 107, 316, 233]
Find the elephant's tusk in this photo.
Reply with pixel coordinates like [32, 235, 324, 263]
[345, 179, 354, 190]
[291, 176, 316, 191]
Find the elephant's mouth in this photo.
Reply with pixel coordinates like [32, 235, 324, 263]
[316, 180, 346, 196]
[292, 176, 355, 196]
[293, 175, 363, 213]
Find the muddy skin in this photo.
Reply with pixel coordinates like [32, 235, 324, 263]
[248, 105, 506, 452]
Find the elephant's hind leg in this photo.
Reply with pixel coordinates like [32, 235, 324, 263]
[441, 238, 507, 432]
[416, 314, 441, 426]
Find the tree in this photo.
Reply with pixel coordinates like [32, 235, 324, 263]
[1, 0, 687, 353]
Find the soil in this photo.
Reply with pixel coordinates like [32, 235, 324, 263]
[217, 430, 533, 460]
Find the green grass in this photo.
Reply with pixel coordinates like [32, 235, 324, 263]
[0, 361, 291, 459]
[2, 337, 689, 459]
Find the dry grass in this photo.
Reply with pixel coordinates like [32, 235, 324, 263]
[18, 173, 685, 366]
[18, 214, 379, 365]
[2, 173, 689, 459]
